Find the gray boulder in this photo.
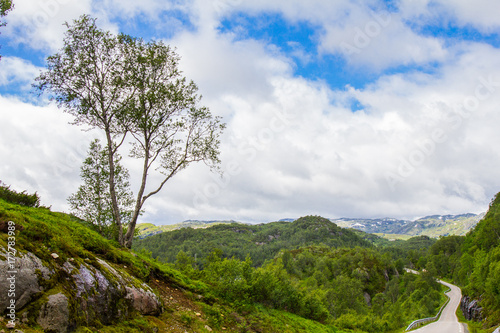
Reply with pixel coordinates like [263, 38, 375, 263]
[37, 293, 69, 333]
[0, 248, 53, 313]
[1, 249, 161, 332]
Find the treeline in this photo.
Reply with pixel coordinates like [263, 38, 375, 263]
[169, 246, 444, 332]
[0, 181, 42, 208]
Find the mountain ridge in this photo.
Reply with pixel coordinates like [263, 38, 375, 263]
[137, 212, 484, 239]
[332, 212, 484, 237]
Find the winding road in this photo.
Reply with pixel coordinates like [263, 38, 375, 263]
[410, 278, 467, 333]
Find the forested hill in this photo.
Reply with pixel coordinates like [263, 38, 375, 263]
[133, 215, 373, 266]
[136, 220, 240, 239]
[0, 185, 449, 332]
[454, 192, 500, 327]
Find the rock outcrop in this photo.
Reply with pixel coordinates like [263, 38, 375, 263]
[0, 250, 53, 311]
[37, 293, 69, 333]
[461, 295, 483, 321]
[0, 247, 161, 332]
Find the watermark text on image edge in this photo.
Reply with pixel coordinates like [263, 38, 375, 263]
[6, 220, 18, 327]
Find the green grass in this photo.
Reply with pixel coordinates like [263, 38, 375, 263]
[374, 233, 413, 241]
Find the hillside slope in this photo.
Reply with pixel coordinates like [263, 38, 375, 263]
[417, 192, 500, 331]
[0, 199, 347, 333]
[458, 193, 500, 327]
[136, 220, 240, 239]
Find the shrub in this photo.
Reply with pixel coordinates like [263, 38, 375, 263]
[0, 181, 41, 207]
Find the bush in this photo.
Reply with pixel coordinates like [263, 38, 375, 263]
[0, 181, 41, 207]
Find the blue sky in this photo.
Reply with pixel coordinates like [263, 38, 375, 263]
[2, 0, 500, 224]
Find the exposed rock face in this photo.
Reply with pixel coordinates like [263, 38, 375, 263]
[0, 248, 53, 311]
[363, 292, 372, 306]
[37, 293, 69, 333]
[63, 258, 161, 326]
[461, 295, 483, 321]
[125, 286, 161, 315]
[0, 249, 161, 332]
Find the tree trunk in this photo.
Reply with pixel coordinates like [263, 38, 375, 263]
[105, 129, 123, 245]
[123, 144, 149, 249]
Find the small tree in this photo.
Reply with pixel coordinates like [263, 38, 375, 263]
[68, 139, 134, 240]
[35, 15, 224, 248]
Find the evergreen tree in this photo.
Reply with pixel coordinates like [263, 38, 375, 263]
[68, 139, 134, 240]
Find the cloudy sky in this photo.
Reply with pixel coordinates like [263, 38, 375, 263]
[1, 0, 500, 224]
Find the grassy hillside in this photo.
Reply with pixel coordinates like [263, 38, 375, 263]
[133, 215, 373, 267]
[0, 198, 351, 332]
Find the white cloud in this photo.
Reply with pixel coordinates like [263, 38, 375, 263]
[189, 0, 448, 71]
[170, 24, 293, 108]
[139, 42, 500, 223]
[319, 12, 448, 70]
[0, 56, 41, 90]
[4, 0, 115, 52]
[400, 0, 500, 33]
[2, 0, 500, 224]
[0, 96, 95, 209]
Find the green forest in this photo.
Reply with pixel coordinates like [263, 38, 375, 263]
[132, 198, 500, 332]
[133, 215, 447, 332]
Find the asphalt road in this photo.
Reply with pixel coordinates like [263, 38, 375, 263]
[411, 280, 467, 333]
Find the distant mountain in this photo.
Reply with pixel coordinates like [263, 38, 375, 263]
[136, 219, 241, 239]
[278, 218, 296, 222]
[137, 213, 484, 239]
[332, 213, 485, 238]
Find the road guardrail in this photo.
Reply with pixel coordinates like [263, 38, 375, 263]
[405, 287, 451, 331]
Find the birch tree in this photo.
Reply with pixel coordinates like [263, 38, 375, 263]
[35, 15, 133, 244]
[35, 15, 224, 248]
[119, 35, 225, 248]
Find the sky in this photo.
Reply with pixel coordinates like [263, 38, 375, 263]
[1, 0, 500, 224]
